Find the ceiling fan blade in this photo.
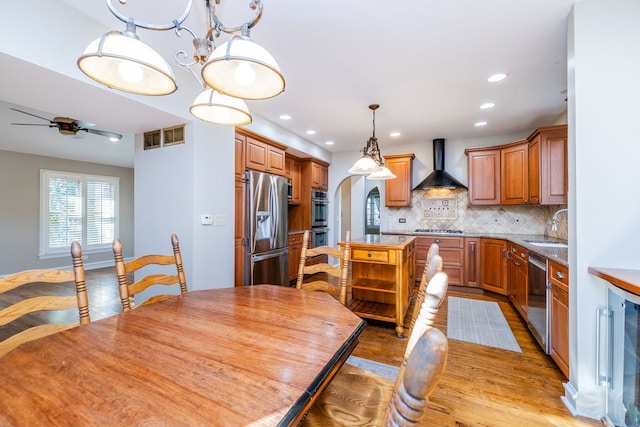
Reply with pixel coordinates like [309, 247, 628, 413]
[85, 128, 123, 140]
[10, 123, 53, 127]
[10, 108, 52, 123]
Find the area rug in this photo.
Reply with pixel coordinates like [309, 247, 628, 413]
[346, 356, 399, 381]
[447, 296, 522, 353]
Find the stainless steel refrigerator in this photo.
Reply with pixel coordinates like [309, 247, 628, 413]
[245, 170, 289, 286]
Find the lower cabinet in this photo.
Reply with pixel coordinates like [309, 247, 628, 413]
[288, 233, 304, 282]
[480, 238, 508, 295]
[464, 237, 481, 287]
[549, 260, 570, 378]
[507, 243, 528, 319]
[414, 236, 464, 286]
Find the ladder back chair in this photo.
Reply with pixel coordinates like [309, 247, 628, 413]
[408, 253, 443, 334]
[301, 271, 449, 426]
[302, 326, 448, 427]
[112, 233, 187, 311]
[296, 230, 350, 305]
[0, 241, 90, 357]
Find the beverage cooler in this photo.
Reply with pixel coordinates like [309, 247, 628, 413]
[601, 285, 640, 426]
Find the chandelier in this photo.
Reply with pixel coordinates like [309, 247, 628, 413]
[348, 104, 396, 180]
[77, 0, 285, 126]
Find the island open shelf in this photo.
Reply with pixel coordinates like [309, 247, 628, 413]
[340, 234, 416, 338]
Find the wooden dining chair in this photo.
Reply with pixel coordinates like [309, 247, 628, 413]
[408, 253, 443, 334]
[112, 233, 187, 311]
[301, 271, 449, 426]
[302, 327, 448, 427]
[296, 230, 350, 305]
[0, 241, 90, 357]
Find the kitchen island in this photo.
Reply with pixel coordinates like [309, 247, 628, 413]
[340, 234, 416, 338]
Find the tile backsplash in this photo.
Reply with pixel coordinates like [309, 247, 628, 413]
[382, 189, 567, 239]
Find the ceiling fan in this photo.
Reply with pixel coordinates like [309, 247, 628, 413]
[10, 108, 123, 141]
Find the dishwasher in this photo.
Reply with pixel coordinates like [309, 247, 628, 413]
[527, 253, 549, 353]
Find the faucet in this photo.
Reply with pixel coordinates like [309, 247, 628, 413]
[551, 208, 568, 232]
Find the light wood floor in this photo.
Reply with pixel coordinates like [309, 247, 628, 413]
[2, 268, 603, 426]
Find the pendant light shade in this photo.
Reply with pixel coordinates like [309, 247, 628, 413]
[190, 88, 252, 126]
[201, 36, 285, 100]
[77, 31, 177, 96]
[367, 166, 397, 180]
[348, 156, 383, 175]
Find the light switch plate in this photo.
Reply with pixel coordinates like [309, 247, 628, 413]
[201, 214, 213, 225]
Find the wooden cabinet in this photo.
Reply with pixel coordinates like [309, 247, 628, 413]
[414, 236, 464, 287]
[311, 161, 328, 191]
[343, 235, 416, 338]
[464, 237, 481, 288]
[383, 153, 414, 207]
[480, 238, 508, 295]
[549, 260, 569, 378]
[466, 149, 501, 205]
[235, 134, 245, 181]
[507, 242, 528, 319]
[245, 136, 285, 175]
[287, 233, 304, 282]
[234, 178, 245, 287]
[285, 156, 301, 205]
[500, 141, 529, 204]
[528, 125, 568, 205]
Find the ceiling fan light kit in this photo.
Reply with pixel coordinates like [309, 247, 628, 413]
[77, 0, 285, 126]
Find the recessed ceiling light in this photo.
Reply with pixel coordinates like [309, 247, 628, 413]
[325, 141, 334, 145]
[487, 73, 507, 82]
[390, 131, 401, 137]
[475, 121, 488, 127]
[306, 130, 316, 135]
[480, 102, 495, 109]
[279, 114, 291, 120]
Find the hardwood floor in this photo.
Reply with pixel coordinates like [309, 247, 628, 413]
[2, 269, 602, 426]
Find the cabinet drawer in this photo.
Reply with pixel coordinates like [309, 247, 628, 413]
[352, 248, 393, 264]
[549, 260, 568, 292]
[508, 243, 529, 264]
[415, 236, 464, 249]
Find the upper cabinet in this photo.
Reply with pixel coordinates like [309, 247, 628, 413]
[528, 125, 568, 205]
[465, 125, 567, 206]
[500, 141, 529, 205]
[244, 135, 286, 176]
[311, 161, 328, 191]
[466, 148, 501, 205]
[383, 153, 414, 207]
[285, 155, 302, 204]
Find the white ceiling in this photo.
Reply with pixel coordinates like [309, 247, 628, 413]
[0, 0, 575, 167]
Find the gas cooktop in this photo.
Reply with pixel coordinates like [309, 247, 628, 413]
[414, 229, 464, 234]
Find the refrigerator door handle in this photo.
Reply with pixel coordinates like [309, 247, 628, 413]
[252, 249, 288, 263]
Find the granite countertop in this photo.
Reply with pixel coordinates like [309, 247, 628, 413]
[349, 234, 416, 248]
[382, 230, 568, 266]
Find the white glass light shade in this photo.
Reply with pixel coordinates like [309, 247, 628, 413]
[190, 88, 252, 126]
[367, 167, 397, 180]
[348, 156, 383, 175]
[201, 36, 285, 100]
[77, 31, 177, 96]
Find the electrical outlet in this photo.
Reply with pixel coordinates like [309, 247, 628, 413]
[399, 218, 406, 223]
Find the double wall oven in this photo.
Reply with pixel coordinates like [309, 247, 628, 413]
[311, 190, 328, 247]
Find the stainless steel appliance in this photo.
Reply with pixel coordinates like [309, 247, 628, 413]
[245, 170, 288, 286]
[527, 253, 549, 353]
[311, 190, 328, 227]
[311, 227, 329, 248]
[603, 285, 640, 426]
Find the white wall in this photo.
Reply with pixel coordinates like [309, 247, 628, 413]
[567, 0, 640, 419]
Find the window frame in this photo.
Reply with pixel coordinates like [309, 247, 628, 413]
[39, 169, 119, 258]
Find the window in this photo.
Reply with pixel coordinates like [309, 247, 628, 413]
[40, 170, 119, 258]
[365, 187, 381, 235]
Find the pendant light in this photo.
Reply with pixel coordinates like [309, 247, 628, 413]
[367, 166, 397, 180]
[190, 87, 252, 126]
[349, 104, 389, 176]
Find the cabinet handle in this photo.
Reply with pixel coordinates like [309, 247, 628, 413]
[367, 253, 372, 257]
[435, 239, 441, 243]
[520, 252, 526, 258]
[470, 242, 475, 254]
[514, 261, 521, 267]
[556, 271, 564, 279]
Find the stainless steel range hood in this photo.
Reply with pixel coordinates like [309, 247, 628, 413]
[413, 138, 467, 190]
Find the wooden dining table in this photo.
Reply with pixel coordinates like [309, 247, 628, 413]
[0, 284, 366, 426]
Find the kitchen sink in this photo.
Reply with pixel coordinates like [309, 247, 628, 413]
[524, 240, 568, 248]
